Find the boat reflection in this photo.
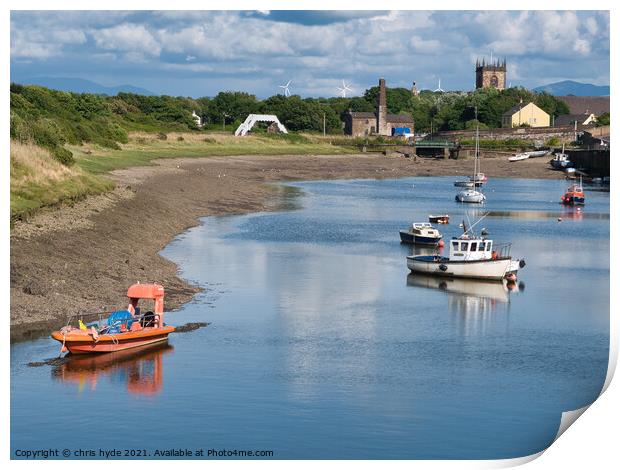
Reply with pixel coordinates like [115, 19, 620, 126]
[561, 207, 584, 220]
[407, 273, 524, 335]
[52, 343, 173, 396]
[485, 209, 607, 220]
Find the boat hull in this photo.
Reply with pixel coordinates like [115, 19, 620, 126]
[406, 255, 519, 280]
[455, 191, 485, 203]
[51, 326, 175, 354]
[428, 215, 449, 224]
[399, 230, 442, 245]
[561, 196, 585, 206]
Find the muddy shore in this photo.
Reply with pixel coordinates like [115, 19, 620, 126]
[10, 153, 562, 341]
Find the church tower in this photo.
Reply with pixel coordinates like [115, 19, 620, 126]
[475, 57, 507, 90]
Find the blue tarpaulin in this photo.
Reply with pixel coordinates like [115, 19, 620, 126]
[106, 310, 133, 333]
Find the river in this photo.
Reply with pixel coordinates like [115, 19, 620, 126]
[11, 176, 609, 459]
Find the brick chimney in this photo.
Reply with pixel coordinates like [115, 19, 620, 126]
[377, 78, 388, 135]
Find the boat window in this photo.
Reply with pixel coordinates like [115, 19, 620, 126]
[452, 241, 458, 251]
[478, 242, 485, 251]
[460, 242, 468, 251]
[470, 242, 477, 251]
[486, 242, 491, 251]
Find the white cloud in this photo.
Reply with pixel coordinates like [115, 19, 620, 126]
[10, 10, 610, 96]
[573, 38, 591, 55]
[92, 23, 161, 56]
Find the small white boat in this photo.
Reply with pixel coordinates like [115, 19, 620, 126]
[455, 117, 487, 203]
[469, 172, 488, 184]
[509, 153, 530, 162]
[526, 150, 549, 158]
[406, 216, 525, 280]
[455, 189, 485, 204]
[453, 180, 477, 188]
[399, 222, 443, 245]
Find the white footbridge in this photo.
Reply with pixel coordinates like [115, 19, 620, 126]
[234, 114, 288, 136]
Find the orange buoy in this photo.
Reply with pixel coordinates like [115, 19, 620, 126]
[438, 240, 445, 248]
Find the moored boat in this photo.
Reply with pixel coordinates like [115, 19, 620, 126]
[51, 283, 175, 354]
[399, 222, 443, 245]
[453, 180, 480, 188]
[526, 150, 549, 158]
[470, 172, 488, 184]
[455, 189, 485, 204]
[550, 144, 571, 169]
[429, 214, 450, 224]
[456, 112, 487, 203]
[509, 153, 529, 162]
[561, 177, 585, 206]
[406, 216, 525, 280]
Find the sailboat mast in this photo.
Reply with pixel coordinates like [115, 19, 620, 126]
[474, 106, 479, 178]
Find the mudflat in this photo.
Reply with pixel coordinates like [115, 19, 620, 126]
[10, 153, 561, 341]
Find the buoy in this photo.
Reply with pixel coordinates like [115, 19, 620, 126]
[437, 240, 445, 248]
[557, 217, 562, 222]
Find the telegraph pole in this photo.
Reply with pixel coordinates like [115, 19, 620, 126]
[323, 112, 326, 136]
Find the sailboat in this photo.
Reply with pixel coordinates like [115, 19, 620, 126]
[456, 121, 486, 204]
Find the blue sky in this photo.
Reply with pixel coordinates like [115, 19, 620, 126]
[10, 10, 610, 98]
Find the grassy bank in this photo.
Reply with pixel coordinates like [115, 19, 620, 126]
[11, 141, 114, 221]
[10, 132, 358, 221]
[71, 131, 357, 174]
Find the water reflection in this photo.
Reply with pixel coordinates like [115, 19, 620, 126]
[52, 343, 172, 396]
[485, 209, 608, 220]
[406, 274, 524, 336]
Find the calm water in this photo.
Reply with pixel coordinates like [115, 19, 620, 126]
[11, 176, 609, 459]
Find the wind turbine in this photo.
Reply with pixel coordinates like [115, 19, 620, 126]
[337, 79, 353, 98]
[279, 80, 292, 97]
[434, 78, 445, 93]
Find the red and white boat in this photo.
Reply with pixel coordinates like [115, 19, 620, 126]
[560, 177, 585, 206]
[51, 283, 175, 354]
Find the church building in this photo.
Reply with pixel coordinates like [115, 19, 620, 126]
[475, 58, 507, 90]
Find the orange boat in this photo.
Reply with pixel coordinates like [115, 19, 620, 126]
[560, 177, 585, 206]
[51, 283, 175, 354]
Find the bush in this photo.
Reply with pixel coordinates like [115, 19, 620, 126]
[157, 132, 168, 140]
[176, 136, 184, 141]
[203, 137, 217, 144]
[50, 146, 75, 166]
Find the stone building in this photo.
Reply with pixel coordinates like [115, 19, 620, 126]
[501, 101, 550, 128]
[344, 78, 414, 137]
[475, 58, 507, 90]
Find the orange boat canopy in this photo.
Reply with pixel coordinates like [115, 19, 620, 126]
[127, 283, 164, 315]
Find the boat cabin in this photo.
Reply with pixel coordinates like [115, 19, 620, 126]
[449, 237, 495, 262]
[126, 283, 165, 328]
[410, 222, 440, 236]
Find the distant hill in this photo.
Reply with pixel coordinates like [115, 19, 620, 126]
[13, 77, 154, 96]
[533, 80, 609, 96]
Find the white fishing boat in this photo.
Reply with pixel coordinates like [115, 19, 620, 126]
[550, 144, 571, 169]
[406, 215, 525, 280]
[509, 153, 529, 162]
